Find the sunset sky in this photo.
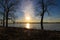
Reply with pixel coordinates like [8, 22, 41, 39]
[16, 0, 60, 22]
[15, 0, 60, 22]
[0, 0, 60, 22]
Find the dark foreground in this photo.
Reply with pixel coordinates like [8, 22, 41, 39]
[0, 27, 60, 40]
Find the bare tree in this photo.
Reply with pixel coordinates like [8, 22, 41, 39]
[8, 13, 17, 24]
[37, 0, 56, 30]
[0, 0, 19, 27]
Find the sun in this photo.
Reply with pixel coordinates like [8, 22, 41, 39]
[26, 17, 30, 21]
[25, 16, 31, 22]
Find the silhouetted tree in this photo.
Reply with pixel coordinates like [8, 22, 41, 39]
[8, 13, 17, 24]
[0, 0, 19, 27]
[37, 0, 56, 30]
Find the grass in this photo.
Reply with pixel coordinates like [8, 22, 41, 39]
[0, 27, 60, 40]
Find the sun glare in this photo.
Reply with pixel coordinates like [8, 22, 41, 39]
[26, 17, 30, 20]
[25, 16, 31, 22]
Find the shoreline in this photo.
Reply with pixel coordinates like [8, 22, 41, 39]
[0, 27, 60, 40]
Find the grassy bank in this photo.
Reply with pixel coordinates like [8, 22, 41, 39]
[0, 27, 60, 40]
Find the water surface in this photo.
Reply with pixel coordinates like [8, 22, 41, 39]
[7, 23, 60, 31]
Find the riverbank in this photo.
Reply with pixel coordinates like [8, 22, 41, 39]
[0, 27, 60, 40]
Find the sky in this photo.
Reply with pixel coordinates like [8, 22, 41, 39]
[14, 0, 60, 22]
[0, 0, 60, 22]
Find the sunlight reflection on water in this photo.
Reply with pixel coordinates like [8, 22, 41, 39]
[26, 23, 30, 29]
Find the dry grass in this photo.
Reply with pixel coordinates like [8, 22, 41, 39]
[0, 27, 60, 40]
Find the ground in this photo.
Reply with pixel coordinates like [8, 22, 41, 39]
[0, 27, 60, 40]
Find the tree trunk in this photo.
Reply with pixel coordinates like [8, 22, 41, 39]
[40, 0, 44, 30]
[41, 16, 43, 30]
[6, 12, 8, 27]
[3, 16, 5, 27]
[5, 0, 8, 27]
